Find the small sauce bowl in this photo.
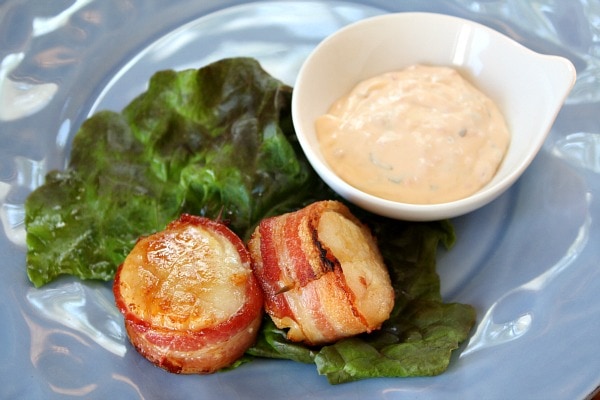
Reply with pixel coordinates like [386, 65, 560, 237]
[292, 12, 576, 221]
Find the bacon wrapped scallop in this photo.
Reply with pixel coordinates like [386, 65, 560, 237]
[113, 214, 263, 374]
[248, 200, 394, 345]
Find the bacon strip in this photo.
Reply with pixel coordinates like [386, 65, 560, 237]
[248, 200, 394, 345]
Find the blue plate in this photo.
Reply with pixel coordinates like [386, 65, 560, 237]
[1, 1, 599, 399]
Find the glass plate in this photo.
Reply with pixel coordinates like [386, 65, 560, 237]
[1, 1, 599, 399]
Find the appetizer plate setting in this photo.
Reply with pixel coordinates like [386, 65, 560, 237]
[1, 1, 599, 399]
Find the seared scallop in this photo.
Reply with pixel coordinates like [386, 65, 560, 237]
[113, 214, 263, 374]
[247, 200, 394, 345]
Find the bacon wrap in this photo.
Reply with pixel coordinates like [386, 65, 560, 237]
[113, 214, 263, 374]
[248, 200, 395, 345]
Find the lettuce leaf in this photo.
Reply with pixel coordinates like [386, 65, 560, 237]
[24, 57, 475, 383]
[25, 57, 324, 287]
[247, 219, 476, 383]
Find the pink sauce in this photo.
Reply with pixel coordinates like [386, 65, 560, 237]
[315, 65, 510, 204]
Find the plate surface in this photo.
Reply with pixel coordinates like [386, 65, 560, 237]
[1, 1, 599, 399]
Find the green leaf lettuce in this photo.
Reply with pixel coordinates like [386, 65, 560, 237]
[25, 57, 322, 286]
[247, 219, 475, 383]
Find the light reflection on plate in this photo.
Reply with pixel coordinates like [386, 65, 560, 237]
[0, 1, 599, 399]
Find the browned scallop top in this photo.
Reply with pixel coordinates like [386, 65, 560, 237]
[116, 215, 253, 332]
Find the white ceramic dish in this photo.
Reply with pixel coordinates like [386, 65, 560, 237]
[292, 12, 576, 221]
[1, 1, 599, 399]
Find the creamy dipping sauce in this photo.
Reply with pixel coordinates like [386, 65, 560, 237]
[315, 65, 510, 204]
